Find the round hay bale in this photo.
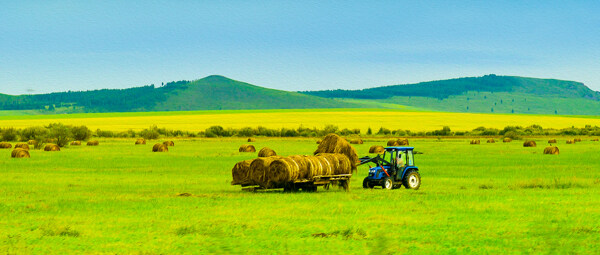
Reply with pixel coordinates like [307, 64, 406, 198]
[14, 143, 29, 150]
[314, 133, 359, 171]
[269, 157, 301, 186]
[135, 138, 146, 145]
[163, 141, 174, 146]
[591, 138, 599, 141]
[249, 156, 281, 188]
[574, 138, 582, 142]
[70, 141, 81, 146]
[369, 145, 385, 154]
[87, 140, 99, 146]
[0, 142, 12, 149]
[523, 140, 537, 147]
[11, 148, 30, 158]
[231, 159, 254, 185]
[566, 140, 575, 144]
[398, 139, 409, 146]
[247, 138, 256, 142]
[239, 144, 256, 152]
[503, 138, 512, 143]
[387, 140, 399, 146]
[258, 147, 277, 157]
[152, 143, 168, 152]
[470, 140, 480, 145]
[349, 138, 363, 144]
[548, 139, 557, 144]
[27, 140, 36, 145]
[44, 144, 60, 151]
[316, 140, 322, 144]
[486, 138, 495, 143]
[543, 146, 559, 155]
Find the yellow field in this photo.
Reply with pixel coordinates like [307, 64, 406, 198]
[1, 109, 599, 132]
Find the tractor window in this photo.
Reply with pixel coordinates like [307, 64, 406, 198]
[407, 150, 414, 166]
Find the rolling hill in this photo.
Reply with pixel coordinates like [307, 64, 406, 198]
[0, 75, 361, 113]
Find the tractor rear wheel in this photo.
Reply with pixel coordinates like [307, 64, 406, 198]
[362, 178, 371, 189]
[382, 177, 393, 190]
[403, 170, 421, 190]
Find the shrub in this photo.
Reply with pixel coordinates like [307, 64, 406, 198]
[1, 127, 18, 141]
[71, 125, 91, 141]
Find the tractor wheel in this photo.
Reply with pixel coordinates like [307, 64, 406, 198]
[362, 178, 369, 189]
[382, 177, 393, 190]
[403, 170, 421, 190]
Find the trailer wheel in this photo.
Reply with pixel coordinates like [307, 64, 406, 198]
[403, 170, 421, 190]
[382, 177, 393, 190]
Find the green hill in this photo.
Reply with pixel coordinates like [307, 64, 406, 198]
[304, 75, 600, 115]
[0, 75, 361, 113]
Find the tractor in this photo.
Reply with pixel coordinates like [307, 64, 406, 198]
[359, 146, 421, 190]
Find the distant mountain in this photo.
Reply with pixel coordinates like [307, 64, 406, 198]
[0, 75, 361, 113]
[303, 75, 600, 115]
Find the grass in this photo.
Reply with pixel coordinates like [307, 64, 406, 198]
[1, 137, 600, 253]
[1, 108, 600, 133]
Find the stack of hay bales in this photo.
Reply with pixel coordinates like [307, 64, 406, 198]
[44, 144, 60, 151]
[349, 138, 363, 144]
[566, 140, 575, 144]
[0, 142, 12, 149]
[574, 138, 582, 142]
[152, 143, 168, 152]
[548, 139, 557, 144]
[239, 144, 256, 152]
[70, 141, 81, 146]
[543, 146, 559, 155]
[470, 140, 480, 144]
[247, 138, 256, 142]
[503, 138, 512, 143]
[87, 140, 99, 146]
[258, 147, 277, 157]
[314, 134, 359, 170]
[369, 145, 385, 154]
[135, 139, 146, 145]
[523, 141, 537, 147]
[11, 148, 30, 158]
[487, 138, 495, 143]
[163, 141, 175, 146]
[14, 143, 29, 150]
[387, 139, 409, 146]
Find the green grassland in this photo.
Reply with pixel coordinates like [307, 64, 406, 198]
[1, 138, 600, 254]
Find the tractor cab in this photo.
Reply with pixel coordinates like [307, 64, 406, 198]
[360, 146, 421, 190]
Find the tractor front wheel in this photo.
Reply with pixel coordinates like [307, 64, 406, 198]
[363, 178, 373, 189]
[382, 177, 394, 190]
[403, 170, 421, 190]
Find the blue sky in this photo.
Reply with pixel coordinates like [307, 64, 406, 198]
[1, 1, 599, 95]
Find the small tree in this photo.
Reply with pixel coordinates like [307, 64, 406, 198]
[1, 127, 18, 141]
[46, 123, 71, 147]
[71, 125, 91, 141]
[140, 125, 160, 140]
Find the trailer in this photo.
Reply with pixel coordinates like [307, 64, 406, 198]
[241, 173, 352, 192]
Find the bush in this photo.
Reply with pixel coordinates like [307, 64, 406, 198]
[1, 127, 18, 141]
[19, 126, 47, 142]
[140, 125, 160, 140]
[46, 123, 71, 147]
[71, 125, 91, 141]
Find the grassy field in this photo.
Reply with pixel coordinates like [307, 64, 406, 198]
[1, 138, 599, 254]
[1, 108, 600, 133]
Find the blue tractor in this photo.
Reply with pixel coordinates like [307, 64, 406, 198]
[359, 146, 421, 190]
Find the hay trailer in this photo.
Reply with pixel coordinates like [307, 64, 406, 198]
[360, 146, 421, 190]
[242, 174, 352, 192]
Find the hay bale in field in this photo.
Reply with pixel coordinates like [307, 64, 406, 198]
[387, 139, 409, 146]
[316, 140, 322, 144]
[470, 140, 480, 145]
[387, 140, 399, 146]
[486, 138, 495, 143]
[231, 159, 254, 185]
[44, 144, 60, 151]
[349, 138, 363, 144]
[163, 141, 174, 146]
[28, 140, 36, 145]
[258, 147, 277, 157]
[574, 138, 582, 142]
[14, 143, 29, 150]
[543, 146, 559, 155]
[135, 139, 146, 145]
[523, 140, 537, 147]
[314, 133, 359, 171]
[503, 138, 512, 143]
[11, 148, 30, 158]
[398, 139, 409, 146]
[249, 156, 281, 188]
[70, 141, 81, 146]
[591, 138, 599, 141]
[239, 144, 256, 152]
[247, 138, 256, 142]
[566, 140, 575, 144]
[0, 142, 12, 149]
[548, 139, 557, 144]
[87, 140, 99, 146]
[152, 143, 168, 152]
[369, 145, 385, 154]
